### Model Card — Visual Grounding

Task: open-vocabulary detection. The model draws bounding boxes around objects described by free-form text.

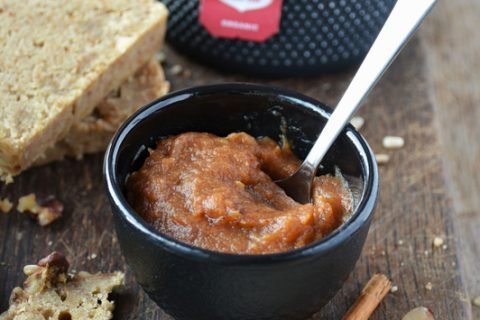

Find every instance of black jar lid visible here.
[160,0,396,77]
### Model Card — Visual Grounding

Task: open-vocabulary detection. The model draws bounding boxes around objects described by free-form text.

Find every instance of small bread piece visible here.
[36,59,169,165]
[0,0,168,180]
[0,252,124,320]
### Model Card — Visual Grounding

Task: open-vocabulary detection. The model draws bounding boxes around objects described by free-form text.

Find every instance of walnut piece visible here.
[17,193,63,226]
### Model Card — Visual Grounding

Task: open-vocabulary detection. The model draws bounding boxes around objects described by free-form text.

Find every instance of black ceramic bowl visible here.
[104,84,379,320]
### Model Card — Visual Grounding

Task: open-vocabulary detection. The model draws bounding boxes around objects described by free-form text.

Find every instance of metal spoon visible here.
[276,0,437,204]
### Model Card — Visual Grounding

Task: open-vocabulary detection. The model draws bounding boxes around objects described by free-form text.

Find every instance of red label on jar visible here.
[199,0,283,42]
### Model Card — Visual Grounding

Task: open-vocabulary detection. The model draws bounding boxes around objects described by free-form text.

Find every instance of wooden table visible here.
[420,1,480,319]
[1,1,478,318]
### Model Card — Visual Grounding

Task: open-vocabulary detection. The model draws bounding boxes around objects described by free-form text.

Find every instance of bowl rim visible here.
[104,83,379,265]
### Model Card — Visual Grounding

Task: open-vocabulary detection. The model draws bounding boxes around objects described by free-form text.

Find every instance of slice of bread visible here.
[35,59,169,165]
[0,252,124,320]
[0,0,168,180]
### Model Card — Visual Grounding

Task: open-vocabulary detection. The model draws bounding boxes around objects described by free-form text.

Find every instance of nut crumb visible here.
[0,197,13,213]
[402,307,435,320]
[425,282,433,290]
[170,64,183,75]
[375,153,390,165]
[383,136,405,149]
[391,285,398,293]
[473,296,480,307]
[17,193,63,226]
[432,236,444,247]
[350,116,365,130]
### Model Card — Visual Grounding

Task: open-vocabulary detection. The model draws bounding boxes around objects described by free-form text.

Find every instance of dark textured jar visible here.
[160,0,396,76]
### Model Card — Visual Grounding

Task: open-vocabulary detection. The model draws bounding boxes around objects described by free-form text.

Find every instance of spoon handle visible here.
[303,0,437,172]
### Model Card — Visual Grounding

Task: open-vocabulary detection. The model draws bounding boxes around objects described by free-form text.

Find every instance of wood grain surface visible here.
[0,24,473,320]
[421,1,480,319]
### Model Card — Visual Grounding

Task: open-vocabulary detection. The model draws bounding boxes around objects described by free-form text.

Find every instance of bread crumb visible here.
[0,197,13,213]
[375,153,390,165]
[391,285,398,293]
[383,136,405,149]
[442,244,448,250]
[397,239,404,246]
[350,116,365,130]
[425,282,433,290]
[473,296,480,307]
[17,193,63,226]
[432,236,444,247]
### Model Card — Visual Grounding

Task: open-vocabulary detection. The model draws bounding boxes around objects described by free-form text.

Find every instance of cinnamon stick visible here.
[342,274,392,320]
